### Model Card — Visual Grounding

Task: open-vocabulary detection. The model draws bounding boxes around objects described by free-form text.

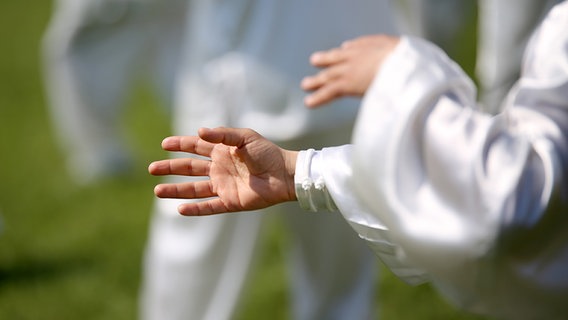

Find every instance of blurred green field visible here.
[0,1,489,319]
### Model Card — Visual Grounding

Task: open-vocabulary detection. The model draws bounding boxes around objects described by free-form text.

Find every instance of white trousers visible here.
[42,0,187,183]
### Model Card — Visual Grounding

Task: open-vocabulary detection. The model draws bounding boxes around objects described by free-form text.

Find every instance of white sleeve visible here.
[295,146,429,285]
[348,3,568,316]
[299,3,568,316]
[295,35,488,287]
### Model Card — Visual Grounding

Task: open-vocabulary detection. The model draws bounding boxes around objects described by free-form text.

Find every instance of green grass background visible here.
[0,1,489,319]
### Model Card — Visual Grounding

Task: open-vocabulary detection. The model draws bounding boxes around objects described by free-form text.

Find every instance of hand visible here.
[301,34,400,108]
[149,127,299,216]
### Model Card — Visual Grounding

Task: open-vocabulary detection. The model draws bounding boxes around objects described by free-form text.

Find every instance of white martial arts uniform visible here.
[140,1,398,320]
[42,0,188,184]
[296,2,568,319]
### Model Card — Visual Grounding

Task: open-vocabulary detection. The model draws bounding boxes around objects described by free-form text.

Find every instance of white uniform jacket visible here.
[296,2,568,319]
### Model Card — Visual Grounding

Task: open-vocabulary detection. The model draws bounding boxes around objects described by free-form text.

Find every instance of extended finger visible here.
[148,158,210,176]
[161,136,215,157]
[301,74,324,91]
[154,180,216,199]
[304,81,347,108]
[301,65,345,92]
[198,127,259,148]
[178,199,231,216]
[309,47,347,67]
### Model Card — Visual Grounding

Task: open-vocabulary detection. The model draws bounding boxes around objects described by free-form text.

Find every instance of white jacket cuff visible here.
[294,149,338,212]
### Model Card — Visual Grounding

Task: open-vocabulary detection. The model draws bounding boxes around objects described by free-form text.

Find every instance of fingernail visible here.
[310,52,323,63]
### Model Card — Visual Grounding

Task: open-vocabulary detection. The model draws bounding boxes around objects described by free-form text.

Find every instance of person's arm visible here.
[334,4,568,315]
[149,128,358,217]
[148,35,404,216]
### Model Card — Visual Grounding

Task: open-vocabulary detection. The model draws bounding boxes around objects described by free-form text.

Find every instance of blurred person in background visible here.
[394,0,561,114]
[475,0,562,113]
[139,1,398,319]
[393,0,476,55]
[42,0,188,184]
[148,1,568,318]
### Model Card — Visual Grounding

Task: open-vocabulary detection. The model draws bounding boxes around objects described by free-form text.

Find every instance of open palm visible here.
[149,127,298,216]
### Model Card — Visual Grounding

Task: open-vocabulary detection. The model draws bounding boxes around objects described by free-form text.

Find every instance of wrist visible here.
[284,150,299,201]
